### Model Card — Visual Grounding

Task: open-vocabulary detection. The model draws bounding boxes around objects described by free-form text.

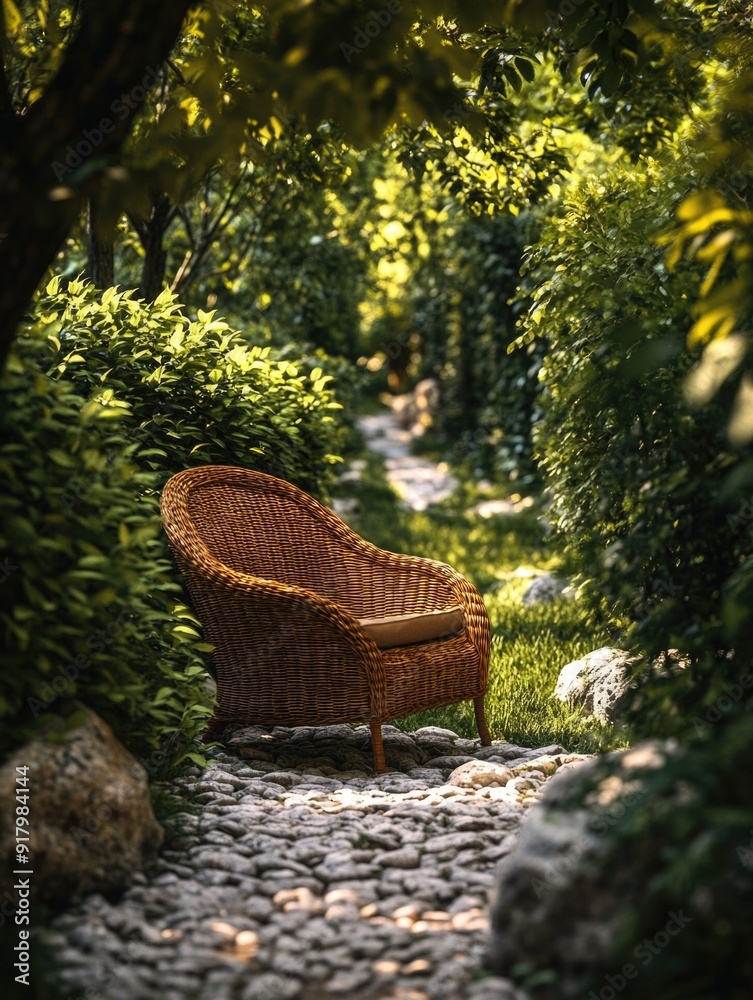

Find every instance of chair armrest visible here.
[313,516,490,649]
[171,535,388,718]
[405,555,491,662]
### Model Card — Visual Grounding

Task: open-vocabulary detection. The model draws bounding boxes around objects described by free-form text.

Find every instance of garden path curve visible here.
[356,412,457,512]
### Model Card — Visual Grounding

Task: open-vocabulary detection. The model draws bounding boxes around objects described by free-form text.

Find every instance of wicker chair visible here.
[160,465,492,770]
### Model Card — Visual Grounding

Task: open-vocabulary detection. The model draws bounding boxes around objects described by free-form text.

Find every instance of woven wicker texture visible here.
[160,465,492,769]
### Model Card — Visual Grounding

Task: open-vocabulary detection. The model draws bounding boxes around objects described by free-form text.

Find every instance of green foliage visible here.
[503,115,753,994]
[201,126,371,359]
[411,209,543,482]
[0,348,213,764]
[520,158,753,729]
[40,276,345,496]
[109,119,373,353]
[0,278,346,764]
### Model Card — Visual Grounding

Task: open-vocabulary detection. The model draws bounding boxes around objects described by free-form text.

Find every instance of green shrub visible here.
[515,155,753,1000]
[41,277,345,497]
[519,158,753,730]
[0,279,347,765]
[0,350,213,765]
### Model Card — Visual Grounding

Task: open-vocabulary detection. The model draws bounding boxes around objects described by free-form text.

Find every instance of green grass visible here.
[337,450,622,754]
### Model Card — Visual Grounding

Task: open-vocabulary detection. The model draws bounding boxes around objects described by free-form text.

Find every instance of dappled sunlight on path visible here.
[42,725,588,1000]
[357,413,457,512]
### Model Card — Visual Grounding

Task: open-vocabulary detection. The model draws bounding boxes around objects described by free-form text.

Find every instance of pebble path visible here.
[43,725,588,1000]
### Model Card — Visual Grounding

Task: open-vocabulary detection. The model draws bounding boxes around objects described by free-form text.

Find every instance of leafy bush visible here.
[0,350,213,766]
[41,277,345,497]
[0,279,347,764]
[515,155,753,1000]
[519,158,753,729]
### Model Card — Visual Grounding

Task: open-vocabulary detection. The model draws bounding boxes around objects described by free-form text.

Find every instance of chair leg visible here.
[474,696,492,746]
[370,721,386,772]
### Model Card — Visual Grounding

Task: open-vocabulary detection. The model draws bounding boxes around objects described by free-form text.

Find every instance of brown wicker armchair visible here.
[160,466,492,770]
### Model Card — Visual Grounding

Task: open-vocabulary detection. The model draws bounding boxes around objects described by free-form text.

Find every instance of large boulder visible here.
[555,648,691,724]
[486,745,667,993]
[554,646,639,723]
[0,703,163,905]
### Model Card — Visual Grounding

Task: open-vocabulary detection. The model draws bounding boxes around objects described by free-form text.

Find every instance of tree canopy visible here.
[3,1,750,362]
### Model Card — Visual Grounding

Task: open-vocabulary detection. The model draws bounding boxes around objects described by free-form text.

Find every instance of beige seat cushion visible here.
[358,607,464,649]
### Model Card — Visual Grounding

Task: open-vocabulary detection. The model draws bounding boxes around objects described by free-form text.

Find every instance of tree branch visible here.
[127,211,149,243]
[171,171,252,294]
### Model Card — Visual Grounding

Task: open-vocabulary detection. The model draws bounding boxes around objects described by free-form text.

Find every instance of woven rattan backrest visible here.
[162,466,429,618]
[162,465,458,618]
[186,476,337,585]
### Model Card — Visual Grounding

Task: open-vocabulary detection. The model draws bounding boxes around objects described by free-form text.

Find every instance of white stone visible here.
[554,646,639,722]
[521,572,571,605]
[448,760,514,788]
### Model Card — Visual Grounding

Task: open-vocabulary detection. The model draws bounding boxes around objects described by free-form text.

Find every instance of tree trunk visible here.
[0,0,194,369]
[86,200,115,289]
[138,194,171,301]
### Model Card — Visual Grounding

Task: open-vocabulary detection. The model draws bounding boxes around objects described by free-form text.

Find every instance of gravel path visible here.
[42,726,588,1000]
